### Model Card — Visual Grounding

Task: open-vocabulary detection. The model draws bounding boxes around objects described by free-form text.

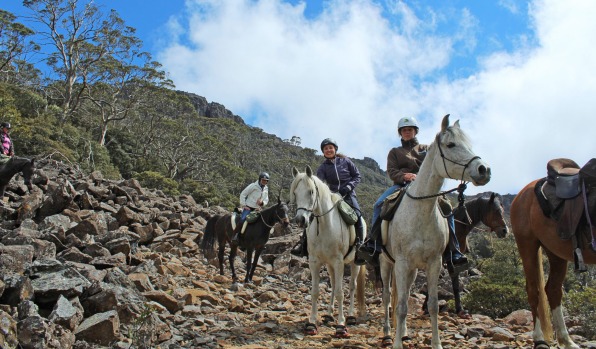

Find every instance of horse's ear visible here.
[292,166,299,178]
[441,114,450,132]
[277,196,282,205]
[489,192,496,203]
[453,120,460,129]
[306,165,313,177]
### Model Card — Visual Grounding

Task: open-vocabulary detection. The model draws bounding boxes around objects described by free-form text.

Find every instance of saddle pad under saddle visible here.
[380,188,406,221]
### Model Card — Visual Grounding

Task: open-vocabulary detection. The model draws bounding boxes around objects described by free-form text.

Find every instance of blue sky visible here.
[5,1,596,196]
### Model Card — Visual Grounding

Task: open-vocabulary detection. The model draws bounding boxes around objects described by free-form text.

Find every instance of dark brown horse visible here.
[0,156,35,197]
[422,192,509,318]
[201,198,290,284]
[511,179,592,349]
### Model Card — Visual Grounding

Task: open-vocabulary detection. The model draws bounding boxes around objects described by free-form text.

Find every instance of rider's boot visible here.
[356,218,381,265]
[354,219,367,265]
[448,215,468,266]
[290,230,308,258]
[231,223,242,243]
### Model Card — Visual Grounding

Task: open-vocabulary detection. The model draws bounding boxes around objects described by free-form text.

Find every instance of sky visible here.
[5,0,596,195]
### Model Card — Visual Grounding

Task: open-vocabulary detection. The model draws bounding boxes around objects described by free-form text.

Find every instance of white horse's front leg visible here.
[330,261,346,326]
[393,262,416,349]
[347,264,358,320]
[308,259,322,326]
[380,258,393,338]
[552,306,580,349]
[426,256,444,349]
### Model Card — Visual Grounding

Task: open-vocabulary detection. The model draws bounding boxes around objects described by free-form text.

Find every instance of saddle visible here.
[534,158,596,271]
[233,211,261,235]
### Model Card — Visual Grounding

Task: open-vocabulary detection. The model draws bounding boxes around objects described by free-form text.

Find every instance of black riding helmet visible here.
[259,172,270,181]
[1,122,11,129]
[320,138,338,151]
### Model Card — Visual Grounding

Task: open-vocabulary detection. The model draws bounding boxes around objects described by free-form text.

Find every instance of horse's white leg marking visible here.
[552,305,580,349]
[533,318,545,343]
[309,258,322,325]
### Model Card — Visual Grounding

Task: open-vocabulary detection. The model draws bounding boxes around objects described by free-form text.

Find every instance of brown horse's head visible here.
[483,192,509,238]
[274,197,290,227]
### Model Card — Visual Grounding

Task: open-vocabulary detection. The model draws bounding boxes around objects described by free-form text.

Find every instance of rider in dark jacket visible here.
[291,138,366,263]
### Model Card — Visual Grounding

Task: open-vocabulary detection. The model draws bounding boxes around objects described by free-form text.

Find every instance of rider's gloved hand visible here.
[339,185,351,197]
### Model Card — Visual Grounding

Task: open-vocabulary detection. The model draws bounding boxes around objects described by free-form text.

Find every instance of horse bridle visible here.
[259,203,289,229]
[406,131,479,202]
[435,132,481,182]
[294,177,336,219]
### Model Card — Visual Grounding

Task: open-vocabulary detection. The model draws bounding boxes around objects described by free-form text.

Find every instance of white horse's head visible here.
[432,114,491,186]
[290,165,324,228]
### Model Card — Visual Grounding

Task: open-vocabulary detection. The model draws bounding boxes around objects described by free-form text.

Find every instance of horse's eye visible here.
[446,142,456,148]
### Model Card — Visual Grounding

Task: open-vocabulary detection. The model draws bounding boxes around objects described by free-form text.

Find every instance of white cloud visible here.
[158,0,596,196]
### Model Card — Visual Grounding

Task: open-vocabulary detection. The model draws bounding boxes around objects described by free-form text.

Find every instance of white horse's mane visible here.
[290,172,342,204]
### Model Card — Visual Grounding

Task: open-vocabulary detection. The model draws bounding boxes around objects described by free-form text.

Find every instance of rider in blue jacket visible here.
[291,138,366,263]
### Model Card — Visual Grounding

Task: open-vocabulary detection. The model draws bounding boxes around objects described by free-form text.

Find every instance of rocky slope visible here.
[1,158,595,349]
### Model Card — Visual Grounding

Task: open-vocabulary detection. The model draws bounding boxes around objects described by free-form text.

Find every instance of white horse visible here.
[290,166,366,338]
[379,115,491,349]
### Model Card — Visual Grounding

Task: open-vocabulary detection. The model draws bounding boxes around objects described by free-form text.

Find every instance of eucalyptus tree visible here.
[23,0,167,127]
[0,9,40,85]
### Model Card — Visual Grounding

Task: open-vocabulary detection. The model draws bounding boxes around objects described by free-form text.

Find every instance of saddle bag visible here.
[555,174,581,199]
[580,158,596,189]
[246,211,260,223]
[338,200,358,225]
[380,188,405,221]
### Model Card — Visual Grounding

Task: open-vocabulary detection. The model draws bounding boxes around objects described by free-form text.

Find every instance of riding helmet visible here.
[320,138,338,151]
[397,117,419,134]
[259,172,270,181]
[1,122,11,129]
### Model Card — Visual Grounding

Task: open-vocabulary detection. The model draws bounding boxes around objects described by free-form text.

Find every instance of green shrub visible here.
[135,171,180,196]
[463,280,528,318]
[462,235,528,318]
[564,287,596,338]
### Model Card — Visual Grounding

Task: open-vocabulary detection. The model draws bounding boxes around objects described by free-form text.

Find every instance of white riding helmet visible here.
[397,117,419,134]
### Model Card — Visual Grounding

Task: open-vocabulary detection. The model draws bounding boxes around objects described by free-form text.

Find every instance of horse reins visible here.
[404,130,484,224]
[259,204,288,229]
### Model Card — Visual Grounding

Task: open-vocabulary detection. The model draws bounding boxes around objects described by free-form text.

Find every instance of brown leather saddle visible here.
[534,158,596,272]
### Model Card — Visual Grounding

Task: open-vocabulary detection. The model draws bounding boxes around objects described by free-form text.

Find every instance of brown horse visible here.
[200,198,290,284]
[511,179,591,349]
[423,192,509,318]
[0,156,35,197]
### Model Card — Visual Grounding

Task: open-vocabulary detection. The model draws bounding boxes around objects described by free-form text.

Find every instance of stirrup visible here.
[574,248,588,273]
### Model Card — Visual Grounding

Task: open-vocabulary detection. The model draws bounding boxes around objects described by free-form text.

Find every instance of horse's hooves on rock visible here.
[534,340,550,349]
[346,316,357,325]
[322,314,335,325]
[380,335,393,348]
[303,322,318,336]
[457,310,472,319]
[401,335,412,341]
[333,325,349,338]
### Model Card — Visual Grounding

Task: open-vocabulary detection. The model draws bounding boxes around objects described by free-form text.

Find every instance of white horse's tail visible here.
[357,265,366,318]
[391,275,397,329]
